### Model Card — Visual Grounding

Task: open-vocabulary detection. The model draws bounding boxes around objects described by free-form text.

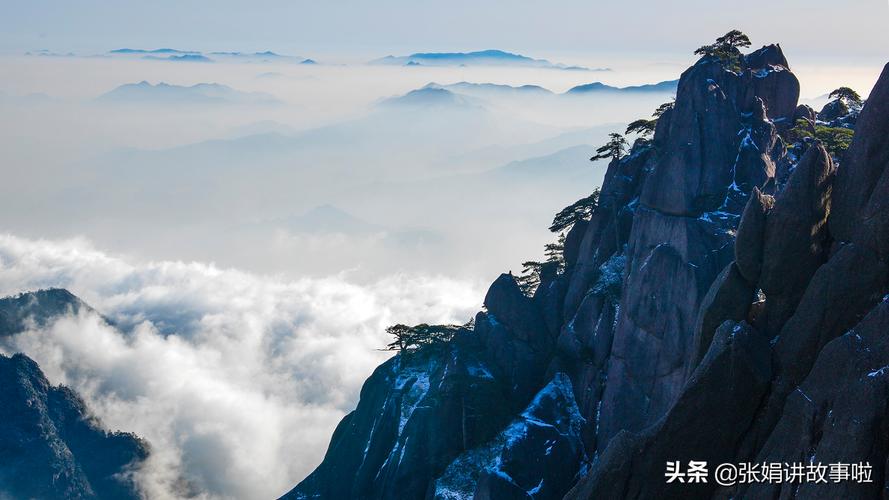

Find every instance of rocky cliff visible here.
[286,44,888,500]
[0,291,149,499]
[0,352,148,499]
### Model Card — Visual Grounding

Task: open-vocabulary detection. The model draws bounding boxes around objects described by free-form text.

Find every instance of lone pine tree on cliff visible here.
[384,323,459,354]
[625,119,656,139]
[652,100,674,118]
[590,133,628,162]
[549,189,600,233]
[694,29,751,71]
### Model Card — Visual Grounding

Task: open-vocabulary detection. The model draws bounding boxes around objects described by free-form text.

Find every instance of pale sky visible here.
[2,0,888,63]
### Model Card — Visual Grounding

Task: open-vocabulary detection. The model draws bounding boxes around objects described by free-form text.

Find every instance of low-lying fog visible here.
[0,50,883,498]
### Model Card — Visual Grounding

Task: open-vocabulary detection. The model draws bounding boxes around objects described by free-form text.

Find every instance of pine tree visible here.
[516,261,544,295]
[590,133,628,162]
[829,87,863,108]
[544,233,566,265]
[384,323,460,353]
[550,189,600,233]
[625,119,657,139]
[715,29,751,49]
[694,29,751,71]
[652,100,675,118]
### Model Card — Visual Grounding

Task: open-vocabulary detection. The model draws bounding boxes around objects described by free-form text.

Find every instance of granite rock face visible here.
[443,373,586,500]
[830,63,889,243]
[734,186,774,282]
[758,143,835,336]
[564,320,771,500]
[287,48,889,500]
[742,300,889,500]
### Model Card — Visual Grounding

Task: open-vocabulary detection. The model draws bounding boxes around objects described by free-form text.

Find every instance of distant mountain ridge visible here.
[108,48,313,64]
[424,81,553,96]
[144,53,213,63]
[370,49,608,71]
[109,48,199,54]
[96,81,282,105]
[389,79,679,104]
[565,79,679,94]
[378,87,484,109]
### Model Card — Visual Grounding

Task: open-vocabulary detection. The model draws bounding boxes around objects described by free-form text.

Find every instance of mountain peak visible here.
[370,49,604,71]
[0,288,89,337]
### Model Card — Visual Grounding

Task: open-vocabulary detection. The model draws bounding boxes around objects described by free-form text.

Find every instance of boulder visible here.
[734,187,774,282]
[817,98,849,123]
[744,44,789,71]
[743,45,799,122]
[758,143,834,334]
[793,103,817,123]
[687,262,756,373]
[483,273,547,345]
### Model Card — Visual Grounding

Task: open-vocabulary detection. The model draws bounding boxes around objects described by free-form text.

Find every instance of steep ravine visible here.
[285,45,889,500]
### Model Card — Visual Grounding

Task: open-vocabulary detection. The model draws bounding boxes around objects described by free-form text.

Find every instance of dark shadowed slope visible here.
[0,289,149,499]
[0,351,148,499]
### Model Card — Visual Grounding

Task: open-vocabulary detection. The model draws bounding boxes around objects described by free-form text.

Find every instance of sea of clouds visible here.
[0,233,485,498]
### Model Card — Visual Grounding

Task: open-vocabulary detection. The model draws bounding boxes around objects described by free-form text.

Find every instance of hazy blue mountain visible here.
[565,79,679,95]
[109,47,198,54]
[96,81,281,105]
[424,81,553,98]
[25,49,76,58]
[209,50,286,58]
[395,79,677,104]
[109,48,312,64]
[146,54,214,63]
[378,87,483,109]
[370,49,608,71]
[208,51,309,63]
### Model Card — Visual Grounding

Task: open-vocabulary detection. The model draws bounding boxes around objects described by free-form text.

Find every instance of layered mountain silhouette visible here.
[371,50,606,71]
[284,43,889,500]
[96,81,282,106]
[564,79,679,95]
[413,80,678,100]
[108,48,311,64]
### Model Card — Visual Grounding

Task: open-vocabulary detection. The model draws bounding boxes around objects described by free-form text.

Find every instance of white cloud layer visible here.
[0,233,485,499]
